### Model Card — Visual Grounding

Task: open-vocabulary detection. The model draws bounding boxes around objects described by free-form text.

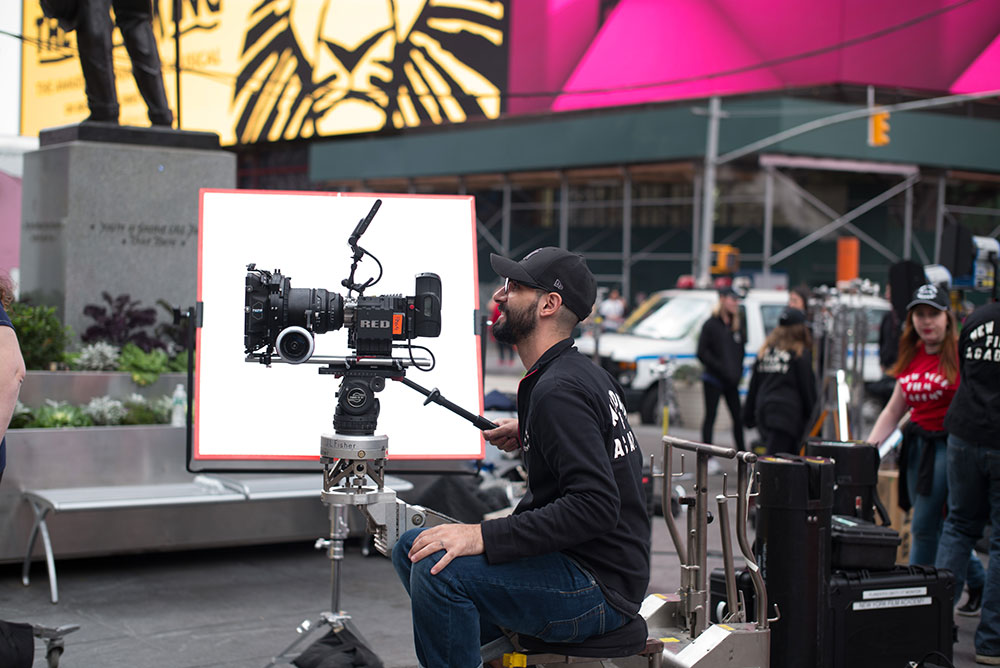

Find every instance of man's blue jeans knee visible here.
[935,434,1000,657]
[392,527,626,668]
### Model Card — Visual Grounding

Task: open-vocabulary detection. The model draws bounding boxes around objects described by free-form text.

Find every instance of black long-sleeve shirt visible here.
[481,339,651,616]
[697,315,744,388]
[743,347,817,438]
[944,301,1000,448]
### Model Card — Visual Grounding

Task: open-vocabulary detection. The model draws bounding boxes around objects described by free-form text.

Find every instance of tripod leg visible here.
[263,617,324,668]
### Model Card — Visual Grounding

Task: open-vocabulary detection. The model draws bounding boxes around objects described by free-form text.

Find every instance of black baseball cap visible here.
[907,284,949,312]
[490,247,597,320]
[779,307,807,326]
[718,286,739,299]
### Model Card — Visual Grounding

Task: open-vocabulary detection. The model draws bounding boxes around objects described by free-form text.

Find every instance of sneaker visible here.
[959,587,983,617]
[975,655,1000,665]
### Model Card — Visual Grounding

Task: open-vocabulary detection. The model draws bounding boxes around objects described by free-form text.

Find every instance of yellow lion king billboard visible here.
[21,0,507,144]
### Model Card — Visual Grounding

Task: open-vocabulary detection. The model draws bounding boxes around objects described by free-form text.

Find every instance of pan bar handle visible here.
[663,435,737,459]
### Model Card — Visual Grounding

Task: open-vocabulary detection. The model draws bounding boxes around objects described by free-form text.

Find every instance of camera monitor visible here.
[192,189,484,471]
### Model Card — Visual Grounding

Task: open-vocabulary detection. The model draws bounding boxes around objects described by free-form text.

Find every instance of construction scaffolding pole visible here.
[622,168,633,300]
[763,167,774,277]
[934,175,946,264]
[903,183,914,260]
[560,173,570,249]
[698,96,721,287]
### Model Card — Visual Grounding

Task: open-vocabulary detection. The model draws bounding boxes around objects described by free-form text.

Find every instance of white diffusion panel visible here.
[193,190,484,469]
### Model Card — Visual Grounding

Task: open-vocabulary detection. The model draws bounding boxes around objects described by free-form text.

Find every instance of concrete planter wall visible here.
[0,425,329,564]
[19,371,188,407]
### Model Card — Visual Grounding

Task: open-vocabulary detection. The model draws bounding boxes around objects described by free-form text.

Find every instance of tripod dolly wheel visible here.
[46,645,63,668]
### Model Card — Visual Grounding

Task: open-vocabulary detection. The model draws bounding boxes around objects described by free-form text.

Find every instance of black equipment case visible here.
[756,455,834,668]
[826,565,954,668]
[830,515,900,570]
[708,567,757,623]
[805,440,890,525]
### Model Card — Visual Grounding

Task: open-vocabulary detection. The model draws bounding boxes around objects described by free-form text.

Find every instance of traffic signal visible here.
[710,243,739,275]
[868,110,890,147]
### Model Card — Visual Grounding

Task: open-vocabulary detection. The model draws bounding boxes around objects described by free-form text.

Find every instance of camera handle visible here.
[395,376,499,431]
[318,360,499,432]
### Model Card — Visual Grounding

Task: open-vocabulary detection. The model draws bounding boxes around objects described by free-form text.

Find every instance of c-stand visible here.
[265,355,496,667]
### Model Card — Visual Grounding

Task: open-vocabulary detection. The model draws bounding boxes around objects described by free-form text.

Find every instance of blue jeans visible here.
[392,527,625,668]
[935,434,1000,657]
[906,434,985,590]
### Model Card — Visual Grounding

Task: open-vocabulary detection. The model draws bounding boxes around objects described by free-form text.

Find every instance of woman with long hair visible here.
[867,285,986,590]
[697,287,746,452]
[743,308,817,455]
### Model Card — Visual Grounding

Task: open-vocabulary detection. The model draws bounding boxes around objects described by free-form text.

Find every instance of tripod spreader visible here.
[395,376,499,431]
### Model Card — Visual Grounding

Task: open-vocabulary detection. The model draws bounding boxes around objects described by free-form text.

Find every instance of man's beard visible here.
[492,296,539,346]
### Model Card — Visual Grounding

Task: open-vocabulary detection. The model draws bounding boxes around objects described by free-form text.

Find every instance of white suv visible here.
[576,289,890,424]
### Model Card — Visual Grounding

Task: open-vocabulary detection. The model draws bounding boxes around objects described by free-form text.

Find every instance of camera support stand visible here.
[264,360,493,667]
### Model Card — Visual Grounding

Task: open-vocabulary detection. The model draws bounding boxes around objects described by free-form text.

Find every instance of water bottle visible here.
[171,383,187,427]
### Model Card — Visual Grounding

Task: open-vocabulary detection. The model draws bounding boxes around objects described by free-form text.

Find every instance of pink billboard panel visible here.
[508,0,1000,114]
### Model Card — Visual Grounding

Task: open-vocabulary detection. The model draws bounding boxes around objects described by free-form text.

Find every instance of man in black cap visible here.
[391,247,651,667]
[697,286,746,452]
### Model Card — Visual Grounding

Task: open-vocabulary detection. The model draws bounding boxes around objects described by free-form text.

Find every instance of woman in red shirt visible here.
[867,285,985,588]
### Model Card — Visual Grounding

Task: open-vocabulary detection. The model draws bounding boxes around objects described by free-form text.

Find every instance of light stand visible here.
[264,357,494,667]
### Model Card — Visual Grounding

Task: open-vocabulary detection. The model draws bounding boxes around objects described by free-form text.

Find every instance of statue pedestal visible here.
[19,123,235,340]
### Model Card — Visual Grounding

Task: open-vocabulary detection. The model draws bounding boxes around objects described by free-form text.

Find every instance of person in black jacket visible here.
[697,287,746,451]
[935,300,1000,663]
[391,247,650,668]
[743,308,817,455]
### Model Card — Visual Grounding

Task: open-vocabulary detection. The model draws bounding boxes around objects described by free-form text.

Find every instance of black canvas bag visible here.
[0,620,34,668]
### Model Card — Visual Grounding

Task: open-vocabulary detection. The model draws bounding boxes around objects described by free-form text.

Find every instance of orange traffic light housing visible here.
[868,110,890,147]
[710,243,739,275]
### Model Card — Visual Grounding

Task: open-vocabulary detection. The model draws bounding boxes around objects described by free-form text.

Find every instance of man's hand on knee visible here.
[408,523,484,574]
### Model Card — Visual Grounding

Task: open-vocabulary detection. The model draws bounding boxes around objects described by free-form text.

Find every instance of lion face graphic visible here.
[234,0,506,143]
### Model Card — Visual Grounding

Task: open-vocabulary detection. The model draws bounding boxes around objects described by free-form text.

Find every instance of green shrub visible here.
[166,349,189,373]
[9,401,33,429]
[151,394,173,423]
[29,400,93,428]
[8,395,174,429]
[121,393,167,425]
[7,303,73,370]
[119,343,171,386]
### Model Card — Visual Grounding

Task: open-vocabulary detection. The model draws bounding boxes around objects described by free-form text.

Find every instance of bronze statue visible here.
[44,0,174,126]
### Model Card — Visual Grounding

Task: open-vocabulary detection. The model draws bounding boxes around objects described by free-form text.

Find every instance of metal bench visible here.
[21,474,330,603]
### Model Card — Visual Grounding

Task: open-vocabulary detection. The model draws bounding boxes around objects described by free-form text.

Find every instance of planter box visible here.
[0,425,330,564]
[19,371,188,407]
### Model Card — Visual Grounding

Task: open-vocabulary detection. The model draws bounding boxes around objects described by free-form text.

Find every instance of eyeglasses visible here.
[503,277,548,295]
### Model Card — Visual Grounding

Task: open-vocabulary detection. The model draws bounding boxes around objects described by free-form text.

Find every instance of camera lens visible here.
[276,326,315,364]
[286,288,343,333]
